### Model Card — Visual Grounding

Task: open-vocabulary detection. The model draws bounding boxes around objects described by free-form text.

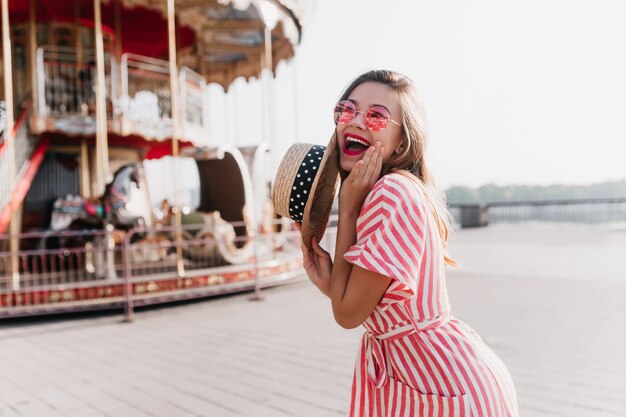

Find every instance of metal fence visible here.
[449,198,626,226]
[0,220,306,320]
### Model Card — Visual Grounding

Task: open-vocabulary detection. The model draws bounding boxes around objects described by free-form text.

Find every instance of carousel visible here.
[0,0,307,319]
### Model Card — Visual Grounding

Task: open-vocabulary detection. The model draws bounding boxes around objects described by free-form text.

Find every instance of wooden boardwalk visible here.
[1,223,625,417]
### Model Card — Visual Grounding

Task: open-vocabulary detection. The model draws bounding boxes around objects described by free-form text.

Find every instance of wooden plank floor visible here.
[1,223,625,417]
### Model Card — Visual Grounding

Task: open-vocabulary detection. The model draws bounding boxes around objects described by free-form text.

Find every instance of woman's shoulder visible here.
[371,171,427,205]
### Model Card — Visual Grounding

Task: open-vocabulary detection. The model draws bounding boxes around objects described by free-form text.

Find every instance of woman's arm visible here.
[331,144,391,328]
[303,143,391,329]
[329,209,391,329]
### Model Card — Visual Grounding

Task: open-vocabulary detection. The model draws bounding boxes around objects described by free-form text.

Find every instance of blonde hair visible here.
[338,70,458,267]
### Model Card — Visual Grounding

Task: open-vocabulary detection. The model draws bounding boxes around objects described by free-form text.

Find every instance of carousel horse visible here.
[42,163,145,279]
[48,164,144,231]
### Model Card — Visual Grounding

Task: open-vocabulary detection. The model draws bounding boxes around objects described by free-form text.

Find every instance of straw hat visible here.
[272,135,340,249]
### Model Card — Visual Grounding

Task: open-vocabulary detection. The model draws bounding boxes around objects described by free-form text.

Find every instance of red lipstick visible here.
[343,133,371,156]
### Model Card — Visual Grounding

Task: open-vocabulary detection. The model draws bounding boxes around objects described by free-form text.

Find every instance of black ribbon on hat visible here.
[289,145,325,222]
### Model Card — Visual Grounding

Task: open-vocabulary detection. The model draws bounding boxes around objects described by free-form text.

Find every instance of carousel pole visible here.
[258,47,266,143]
[2,0,20,291]
[261,23,276,189]
[93,1,103,196]
[75,0,91,198]
[93,0,110,195]
[260,16,277,172]
[74,0,82,66]
[113,0,122,109]
[291,57,299,142]
[249,17,275,302]
[166,0,185,277]
[28,0,37,110]
[196,37,209,143]
[263,26,274,138]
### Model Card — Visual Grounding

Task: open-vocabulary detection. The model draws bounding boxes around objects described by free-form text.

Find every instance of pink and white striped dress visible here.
[344,173,518,417]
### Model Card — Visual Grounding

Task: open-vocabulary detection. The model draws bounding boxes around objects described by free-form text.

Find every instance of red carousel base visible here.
[0,257,304,318]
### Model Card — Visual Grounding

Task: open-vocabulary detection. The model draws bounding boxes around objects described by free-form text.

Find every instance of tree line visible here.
[445,178,626,204]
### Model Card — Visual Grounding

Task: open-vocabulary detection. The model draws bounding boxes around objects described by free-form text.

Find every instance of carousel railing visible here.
[0,229,120,292]
[120,53,172,139]
[119,53,207,141]
[179,66,207,141]
[36,46,116,120]
[33,46,207,142]
[121,220,301,279]
[0,219,309,318]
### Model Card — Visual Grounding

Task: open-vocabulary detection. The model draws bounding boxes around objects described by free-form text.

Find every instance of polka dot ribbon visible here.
[289,145,325,222]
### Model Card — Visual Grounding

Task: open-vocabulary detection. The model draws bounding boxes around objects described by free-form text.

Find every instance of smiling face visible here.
[336,81,404,172]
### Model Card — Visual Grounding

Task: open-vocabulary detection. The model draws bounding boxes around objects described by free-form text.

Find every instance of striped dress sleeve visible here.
[344,173,428,302]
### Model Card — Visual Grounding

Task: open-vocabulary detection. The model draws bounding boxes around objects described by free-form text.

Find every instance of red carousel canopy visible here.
[4,0,306,88]
[6,0,195,59]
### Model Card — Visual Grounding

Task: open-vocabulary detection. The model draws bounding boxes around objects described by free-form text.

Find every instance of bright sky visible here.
[203,0,626,190]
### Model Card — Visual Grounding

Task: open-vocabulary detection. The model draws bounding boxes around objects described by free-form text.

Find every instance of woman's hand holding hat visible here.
[294,222,333,297]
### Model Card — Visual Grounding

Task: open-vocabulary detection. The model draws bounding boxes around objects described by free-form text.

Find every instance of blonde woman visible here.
[300,70,519,417]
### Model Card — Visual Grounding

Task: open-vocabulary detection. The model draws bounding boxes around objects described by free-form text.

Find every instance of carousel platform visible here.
[0,224,303,318]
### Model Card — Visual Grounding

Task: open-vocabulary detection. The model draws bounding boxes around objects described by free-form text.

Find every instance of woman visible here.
[300,70,519,417]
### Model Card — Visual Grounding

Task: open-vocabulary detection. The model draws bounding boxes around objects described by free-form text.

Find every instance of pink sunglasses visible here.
[333,100,401,132]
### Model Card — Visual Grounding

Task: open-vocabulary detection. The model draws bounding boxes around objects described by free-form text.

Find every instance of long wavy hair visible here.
[337,70,458,266]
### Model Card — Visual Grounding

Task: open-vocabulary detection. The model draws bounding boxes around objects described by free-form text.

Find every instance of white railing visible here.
[36,46,116,119]
[120,53,173,140]
[34,46,207,142]
[180,66,207,142]
[120,53,171,118]
[119,53,207,141]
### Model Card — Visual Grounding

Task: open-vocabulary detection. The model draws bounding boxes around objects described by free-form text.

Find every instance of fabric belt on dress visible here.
[364,311,451,388]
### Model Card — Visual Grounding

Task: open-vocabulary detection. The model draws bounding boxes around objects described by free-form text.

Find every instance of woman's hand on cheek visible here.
[338,142,384,216]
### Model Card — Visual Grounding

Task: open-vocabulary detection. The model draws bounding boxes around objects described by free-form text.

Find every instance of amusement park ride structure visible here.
[0,0,309,318]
